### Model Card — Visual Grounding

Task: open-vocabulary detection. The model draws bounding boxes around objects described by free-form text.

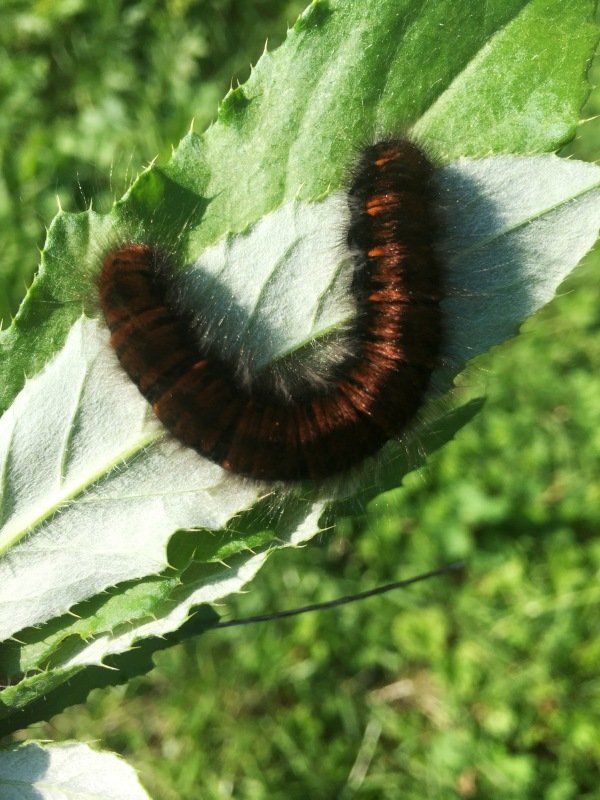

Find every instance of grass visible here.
[3,2,600,798]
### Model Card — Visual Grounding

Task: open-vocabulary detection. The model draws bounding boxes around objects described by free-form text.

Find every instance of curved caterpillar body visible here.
[99,139,443,482]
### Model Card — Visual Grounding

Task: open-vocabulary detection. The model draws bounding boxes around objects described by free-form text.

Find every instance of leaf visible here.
[412,0,598,155]
[1,152,598,643]
[435,154,600,380]
[0,0,598,729]
[0,606,219,739]
[0,488,331,734]
[0,0,596,409]
[0,316,263,640]
[0,742,151,800]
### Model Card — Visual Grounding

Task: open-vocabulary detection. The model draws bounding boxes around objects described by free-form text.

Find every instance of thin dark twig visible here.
[214,561,465,629]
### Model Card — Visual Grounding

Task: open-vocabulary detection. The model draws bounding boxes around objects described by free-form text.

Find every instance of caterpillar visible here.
[98,139,443,482]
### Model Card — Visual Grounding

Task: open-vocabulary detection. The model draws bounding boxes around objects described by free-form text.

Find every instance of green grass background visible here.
[2,2,600,798]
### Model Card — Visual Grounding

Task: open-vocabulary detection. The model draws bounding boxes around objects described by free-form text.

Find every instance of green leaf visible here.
[1,153,597,644]
[413,0,598,155]
[0,0,598,730]
[1,0,597,408]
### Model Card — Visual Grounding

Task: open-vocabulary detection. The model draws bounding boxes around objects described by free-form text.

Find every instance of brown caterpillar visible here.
[98,139,443,481]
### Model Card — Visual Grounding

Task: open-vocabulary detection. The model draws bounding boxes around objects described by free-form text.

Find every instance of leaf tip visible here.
[293,0,333,34]
[219,85,251,125]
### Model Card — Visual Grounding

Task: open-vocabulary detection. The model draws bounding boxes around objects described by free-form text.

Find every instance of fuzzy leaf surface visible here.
[0,742,151,800]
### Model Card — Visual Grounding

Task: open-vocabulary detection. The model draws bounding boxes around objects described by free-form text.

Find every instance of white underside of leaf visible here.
[175,194,354,367]
[0,320,263,641]
[63,498,325,668]
[0,154,598,645]
[435,154,600,377]
[0,742,151,800]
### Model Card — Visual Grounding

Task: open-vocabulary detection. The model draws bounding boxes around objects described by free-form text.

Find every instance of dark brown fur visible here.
[98,140,443,482]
